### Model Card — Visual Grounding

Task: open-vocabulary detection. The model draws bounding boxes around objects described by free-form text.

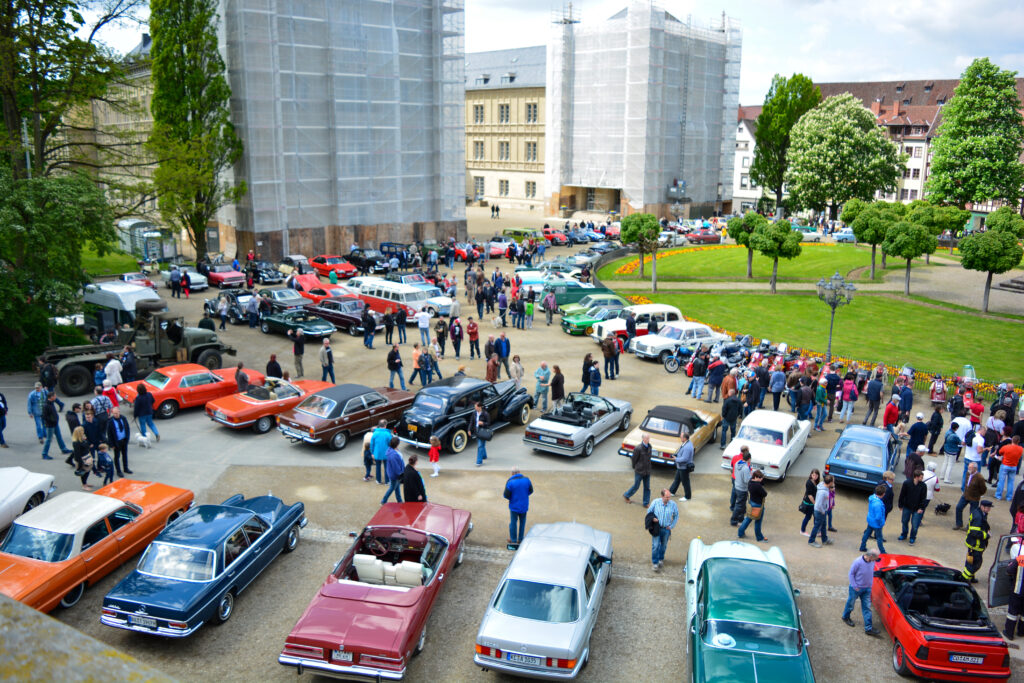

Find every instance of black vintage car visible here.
[203,289,258,325]
[396,377,533,454]
[250,260,285,285]
[346,248,388,274]
[305,296,383,337]
[258,287,309,312]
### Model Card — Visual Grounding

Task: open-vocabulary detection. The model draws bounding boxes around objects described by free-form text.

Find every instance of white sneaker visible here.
[679,497,689,502]
[430,473,439,477]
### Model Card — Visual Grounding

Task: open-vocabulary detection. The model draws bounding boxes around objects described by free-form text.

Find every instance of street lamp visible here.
[816,271,855,364]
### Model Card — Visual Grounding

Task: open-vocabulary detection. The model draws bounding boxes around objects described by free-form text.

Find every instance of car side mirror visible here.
[793,588,801,596]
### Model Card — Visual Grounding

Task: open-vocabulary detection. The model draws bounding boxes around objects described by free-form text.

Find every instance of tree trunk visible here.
[881,251,887,269]
[775,188,784,219]
[904,259,911,296]
[638,249,644,278]
[982,271,992,312]
[651,247,658,293]
[770,257,779,294]
[746,247,753,279]
[870,244,876,280]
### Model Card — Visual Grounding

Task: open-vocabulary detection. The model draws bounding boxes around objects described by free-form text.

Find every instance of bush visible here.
[0,315,90,371]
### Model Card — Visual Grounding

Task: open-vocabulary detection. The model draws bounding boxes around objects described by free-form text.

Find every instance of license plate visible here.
[408,425,417,433]
[506,652,542,666]
[847,469,868,479]
[539,436,556,443]
[130,615,157,628]
[332,650,353,662]
[214,411,225,420]
[949,653,984,665]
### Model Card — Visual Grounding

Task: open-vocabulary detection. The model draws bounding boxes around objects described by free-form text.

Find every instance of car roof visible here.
[625,304,676,314]
[16,491,124,534]
[150,363,209,377]
[156,504,253,548]
[740,410,794,428]
[507,535,590,585]
[312,384,375,403]
[420,375,488,396]
[647,405,697,423]
[703,557,799,627]
[837,425,890,444]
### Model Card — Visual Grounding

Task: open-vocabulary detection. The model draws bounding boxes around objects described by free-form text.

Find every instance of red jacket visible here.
[883,401,899,427]
[467,321,479,341]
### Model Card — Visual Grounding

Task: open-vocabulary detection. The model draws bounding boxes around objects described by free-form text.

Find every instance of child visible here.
[428,436,441,477]
[525,300,534,329]
[94,443,114,484]
[362,431,374,482]
[94,362,105,387]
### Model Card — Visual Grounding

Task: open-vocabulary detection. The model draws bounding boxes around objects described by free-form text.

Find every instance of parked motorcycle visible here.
[663,344,696,374]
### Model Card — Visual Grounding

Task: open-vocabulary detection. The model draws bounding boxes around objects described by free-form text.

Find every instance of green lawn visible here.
[598,244,942,283]
[633,291,1023,383]
[82,247,138,278]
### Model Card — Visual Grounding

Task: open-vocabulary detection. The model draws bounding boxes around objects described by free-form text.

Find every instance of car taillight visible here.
[309,426,315,437]
[283,642,324,658]
[101,608,117,618]
[623,444,634,451]
[556,438,574,446]
[824,464,831,474]
[167,621,188,630]
[525,431,539,439]
[915,645,929,660]
[359,654,403,668]
[276,416,281,424]
[547,657,577,669]
[1003,654,1010,668]
[475,644,503,658]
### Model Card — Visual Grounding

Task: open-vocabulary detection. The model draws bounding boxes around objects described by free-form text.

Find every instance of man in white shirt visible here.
[414,309,432,346]
[962,425,988,489]
[921,462,940,518]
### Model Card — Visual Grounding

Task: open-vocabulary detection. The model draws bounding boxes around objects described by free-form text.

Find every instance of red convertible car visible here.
[291,273,357,304]
[119,272,157,290]
[873,553,1010,681]
[117,364,266,419]
[310,254,358,279]
[279,502,472,680]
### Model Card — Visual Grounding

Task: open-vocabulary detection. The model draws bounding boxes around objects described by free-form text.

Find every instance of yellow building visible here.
[465,46,546,212]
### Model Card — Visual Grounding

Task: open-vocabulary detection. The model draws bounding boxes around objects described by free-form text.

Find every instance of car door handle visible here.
[117,535,126,541]
[83,556,92,563]
[438,573,444,582]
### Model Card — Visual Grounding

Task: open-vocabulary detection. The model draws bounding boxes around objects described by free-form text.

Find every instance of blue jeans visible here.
[42,425,70,456]
[533,388,548,412]
[32,414,45,440]
[590,384,599,396]
[788,388,799,412]
[389,368,406,390]
[322,365,335,383]
[137,414,159,438]
[509,511,527,544]
[604,358,615,379]
[808,511,829,543]
[900,508,923,542]
[623,473,650,506]
[419,328,430,346]
[0,413,5,444]
[365,331,375,348]
[651,527,671,565]
[842,586,873,632]
[758,389,767,408]
[397,325,406,343]
[476,438,488,465]
[374,459,384,483]
[814,404,827,430]
[381,476,403,504]
[737,504,765,541]
[248,311,258,327]
[997,464,1017,499]
[691,376,705,399]
[860,526,886,554]
[720,419,736,447]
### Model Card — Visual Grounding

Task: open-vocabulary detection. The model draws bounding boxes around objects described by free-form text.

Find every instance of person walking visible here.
[472,401,490,466]
[467,317,480,359]
[27,382,46,443]
[906,412,929,454]
[814,378,828,431]
[434,317,448,357]
[720,389,741,449]
[769,365,786,411]
[383,308,395,346]
[898,469,928,545]
[319,338,335,383]
[428,436,441,477]
[690,352,707,401]
[70,427,93,490]
[133,384,159,442]
[402,454,427,502]
[954,462,986,530]
[647,489,679,572]
[668,432,694,501]
[808,474,835,548]
[217,297,228,330]
[533,362,551,412]
[504,467,533,548]
[361,432,374,482]
[623,434,652,506]
[962,500,993,583]
[381,438,405,504]
[543,291,556,326]
[926,404,945,454]
[799,469,821,535]
[842,550,882,636]
[105,405,131,477]
[495,333,511,379]
[601,334,617,380]
[387,345,407,391]
[287,329,305,378]
[883,394,901,439]
[485,353,499,383]
[730,447,753,525]
[550,365,565,409]
[414,308,432,346]
[581,353,593,393]
[40,391,72,460]
[940,423,964,485]
[395,307,408,344]
[839,374,859,423]
[370,421,391,484]
[449,317,463,359]
[737,469,768,542]
[624,312,637,352]
[706,355,726,403]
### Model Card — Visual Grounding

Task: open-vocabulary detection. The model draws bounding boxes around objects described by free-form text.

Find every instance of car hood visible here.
[104,571,209,614]
[476,611,583,659]
[563,315,599,325]
[0,554,65,601]
[697,647,813,683]
[0,467,52,503]
[296,320,335,332]
[207,393,276,416]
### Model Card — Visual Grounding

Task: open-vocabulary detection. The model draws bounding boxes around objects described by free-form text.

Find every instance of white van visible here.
[82,282,162,337]
[631,321,730,361]
[589,303,682,343]
[351,279,440,318]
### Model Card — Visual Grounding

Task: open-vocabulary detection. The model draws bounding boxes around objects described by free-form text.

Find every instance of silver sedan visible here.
[474,522,612,679]
[523,393,632,457]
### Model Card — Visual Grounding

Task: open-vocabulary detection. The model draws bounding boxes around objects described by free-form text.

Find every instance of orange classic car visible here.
[0,479,194,613]
[116,363,266,419]
[205,377,334,433]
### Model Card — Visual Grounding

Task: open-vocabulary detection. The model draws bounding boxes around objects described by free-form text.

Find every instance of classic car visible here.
[534,260,581,279]
[566,250,601,267]
[279,502,472,680]
[684,539,815,682]
[205,377,334,433]
[582,229,606,242]
[0,467,56,531]
[558,293,627,318]
[161,266,209,291]
[824,425,902,490]
[561,306,628,336]
[258,286,310,311]
[279,254,312,275]
[295,283,357,306]
[619,405,720,466]
[259,309,336,338]
[119,272,158,290]
[833,228,857,243]
[630,322,730,362]
[590,241,618,254]
[100,493,306,637]
[310,254,358,279]
[542,227,569,246]
[538,281,601,312]
[203,289,258,325]
[659,231,687,247]
[605,222,620,239]
[474,523,612,678]
[565,229,589,245]
[875,553,1010,681]
[278,383,415,451]
[116,364,266,419]
[488,235,516,252]
[396,377,534,454]
[306,296,382,337]
[383,272,435,287]
[524,393,632,457]
[0,479,194,613]
[686,229,722,245]
[589,303,683,343]
[794,226,822,242]
[454,242,481,261]
[720,409,811,481]
[347,248,389,273]
[419,286,454,317]
[207,264,246,289]
[249,260,285,285]
[512,270,565,290]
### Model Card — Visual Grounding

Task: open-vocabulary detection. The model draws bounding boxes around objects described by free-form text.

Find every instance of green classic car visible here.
[561,306,627,336]
[684,539,815,682]
[259,309,336,339]
[560,293,629,319]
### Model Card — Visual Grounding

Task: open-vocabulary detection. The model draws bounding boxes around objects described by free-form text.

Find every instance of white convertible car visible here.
[0,467,56,530]
[720,409,811,481]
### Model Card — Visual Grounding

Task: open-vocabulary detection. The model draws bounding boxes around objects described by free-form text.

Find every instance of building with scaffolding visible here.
[546,1,740,219]
[222,0,466,259]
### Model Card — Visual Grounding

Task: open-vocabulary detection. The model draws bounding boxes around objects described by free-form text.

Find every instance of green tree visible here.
[851,203,897,279]
[839,198,868,228]
[749,219,802,294]
[620,213,661,288]
[749,73,821,217]
[927,58,1024,209]
[959,232,1023,313]
[881,221,937,295]
[726,211,769,279]
[785,93,904,220]
[985,206,1024,239]
[906,202,971,261]
[149,0,245,263]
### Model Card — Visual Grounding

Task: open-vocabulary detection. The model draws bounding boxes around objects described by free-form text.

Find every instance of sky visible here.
[96,0,1024,105]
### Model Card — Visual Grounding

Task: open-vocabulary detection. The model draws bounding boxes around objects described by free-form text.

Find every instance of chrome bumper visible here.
[474,653,584,680]
[278,425,322,444]
[522,437,581,456]
[100,613,204,638]
[209,414,256,428]
[397,436,431,449]
[278,654,405,680]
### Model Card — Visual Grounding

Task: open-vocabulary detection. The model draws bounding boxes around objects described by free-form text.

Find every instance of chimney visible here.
[870,99,881,116]
[891,98,900,117]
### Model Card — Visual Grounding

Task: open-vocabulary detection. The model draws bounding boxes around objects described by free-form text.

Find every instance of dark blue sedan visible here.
[100,494,306,637]
[824,425,902,490]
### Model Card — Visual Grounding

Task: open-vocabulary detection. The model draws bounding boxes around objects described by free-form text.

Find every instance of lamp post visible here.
[816,271,855,364]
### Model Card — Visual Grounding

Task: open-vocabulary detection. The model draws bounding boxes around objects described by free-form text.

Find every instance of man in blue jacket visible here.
[370,420,392,484]
[381,437,405,504]
[858,484,887,554]
[862,374,884,426]
[504,467,534,548]
[494,332,511,379]
[27,382,47,443]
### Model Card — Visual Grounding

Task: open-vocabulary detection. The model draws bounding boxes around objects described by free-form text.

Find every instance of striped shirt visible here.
[647,498,678,530]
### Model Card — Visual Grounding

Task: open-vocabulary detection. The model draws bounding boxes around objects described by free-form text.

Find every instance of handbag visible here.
[747,504,763,520]
[798,500,813,514]
[476,426,493,442]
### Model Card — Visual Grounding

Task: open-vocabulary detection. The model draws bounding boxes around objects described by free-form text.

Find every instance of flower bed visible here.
[612,243,828,276]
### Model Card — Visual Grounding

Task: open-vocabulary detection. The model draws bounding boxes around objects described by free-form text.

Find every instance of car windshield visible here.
[138,542,216,582]
[405,274,426,284]
[340,300,362,312]
[0,524,75,563]
[412,393,446,412]
[325,257,345,265]
[145,371,171,390]
[833,439,884,467]
[279,291,302,300]
[493,579,579,623]
[405,290,428,302]
[425,287,443,298]
[255,261,275,269]
[584,307,606,318]
[642,416,683,436]
[737,425,784,445]
[703,620,801,656]
[363,250,383,259]
[212,265,234,273]
[235,294,253,305]
[660,327,683,341]
[297,394,337,418]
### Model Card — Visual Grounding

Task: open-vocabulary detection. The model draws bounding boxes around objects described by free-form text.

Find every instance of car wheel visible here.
[214,591,235,624]
[253,416,274,434]
[329,431,349,451]
[347,325,360,337]
[516,403,531,425]
[892,640,911,677]
[22,492,44,514]
[415,627,427,655]
[582,437,595,458]
[59,364,93,396]
[59,582,86,609]
[448,428,468,454]
[228,314,239,325]
[157,400,179,419]
[658,350,671,364]
[779,463,789,482]
[283,524,300,553]
[196,348,222,370]
[619,413,631,431]
[260,321,270,334]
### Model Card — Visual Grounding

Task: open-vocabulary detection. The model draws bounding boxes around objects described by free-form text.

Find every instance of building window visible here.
[473,176,485,198]
[910,189,918,200]
[525,103,538,123]
[900,188,909,200]
[498,141,510,160]
[914,146,923,158]
[498,103,510,123]
[498,179,509,196]
[936,97,945,105]
[524,141,537,162]
[924,85,932,93]
[473,140,484,160]
[477,74,490,85]
[525,181,536,198]
[912,168,920,179]
[896,85,903,93]
[902,168,910,179]
[472,105,484,123]
[742,156,750,168]
[501,73,516,84]
[740,174,749,189]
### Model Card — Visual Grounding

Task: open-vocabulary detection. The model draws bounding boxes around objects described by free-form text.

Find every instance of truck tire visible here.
[195,349,223,370]
[59,365,93,396]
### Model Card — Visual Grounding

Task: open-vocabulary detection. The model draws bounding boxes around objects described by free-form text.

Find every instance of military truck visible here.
[42,299,236,396]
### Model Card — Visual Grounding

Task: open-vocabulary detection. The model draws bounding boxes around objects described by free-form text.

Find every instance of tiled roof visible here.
[737,104,762,121]
[466,46,546,91]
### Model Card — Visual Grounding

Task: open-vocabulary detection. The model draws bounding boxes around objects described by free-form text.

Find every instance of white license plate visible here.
[130,615,157,628]
[846,469,868,479]
[539,436,557,443]
[282,427,303,438]
[214,411,225,420]
[506,652,542,666]
[332,650,353,662]
[949,654,984,665]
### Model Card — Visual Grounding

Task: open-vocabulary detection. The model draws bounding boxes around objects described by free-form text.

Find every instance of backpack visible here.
[644,510,661,537]
[949,394,965,418]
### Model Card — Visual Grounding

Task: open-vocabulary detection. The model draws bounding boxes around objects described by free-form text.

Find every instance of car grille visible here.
[635,344,647,353]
